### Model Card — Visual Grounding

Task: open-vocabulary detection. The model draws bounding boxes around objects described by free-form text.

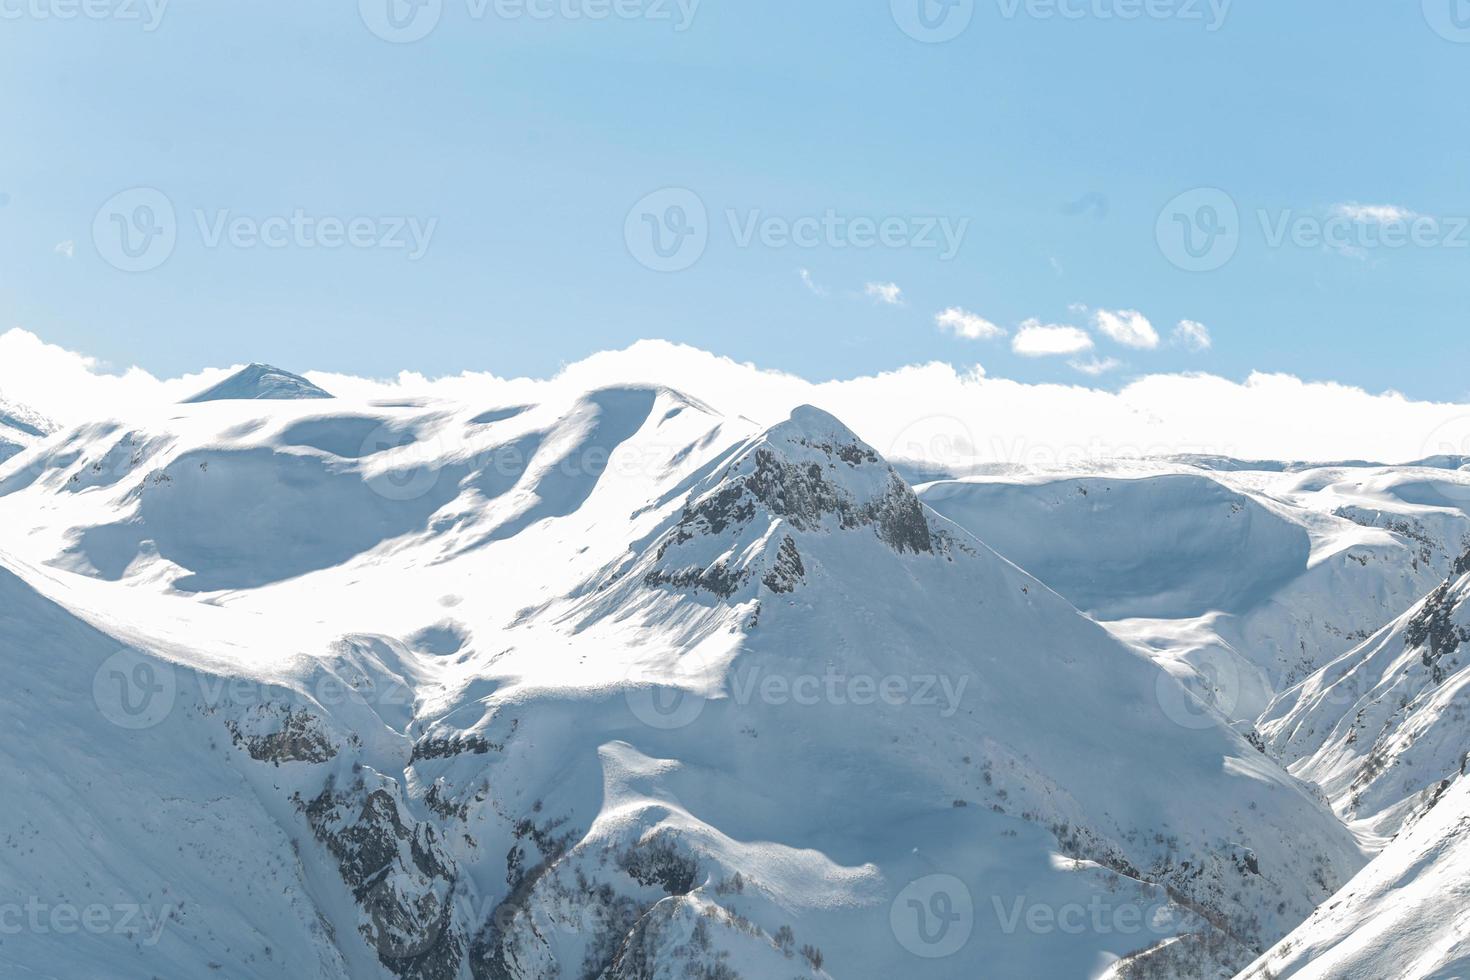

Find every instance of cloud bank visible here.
[2,328,1468,469]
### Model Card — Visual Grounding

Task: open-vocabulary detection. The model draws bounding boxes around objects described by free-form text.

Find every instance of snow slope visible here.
[919,466,1470,722]
[1258,549,1470,836]
[1235,774,1470,980]
[1210,551,1470,980]
[0,392,1365,979]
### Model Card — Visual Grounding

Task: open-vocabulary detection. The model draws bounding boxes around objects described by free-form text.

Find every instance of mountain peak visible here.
[769,403,852,439]
[183,363,333,403]
[631,405,934,601]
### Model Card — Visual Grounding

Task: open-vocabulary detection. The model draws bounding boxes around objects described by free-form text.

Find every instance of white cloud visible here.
[0,329,230,425]
[54,241,75,259]
[1069,356,1123,377]
[1173,320,1212,352]
[865,282,904,306]
[1092,309,1159,350]
[1011,320,1094,357]
[1333,203,1420,224]
[798,268,826,296]
[4,329,1470,470]
[935,307,1005,341]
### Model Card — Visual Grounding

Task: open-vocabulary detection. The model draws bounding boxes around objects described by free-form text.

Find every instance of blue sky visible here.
[2,0,1468,398]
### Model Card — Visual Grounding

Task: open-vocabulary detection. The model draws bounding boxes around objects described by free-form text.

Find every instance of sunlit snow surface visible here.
[1,379,1468,979]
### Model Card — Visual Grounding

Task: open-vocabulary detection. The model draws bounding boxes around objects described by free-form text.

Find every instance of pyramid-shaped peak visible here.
[639,403,934,584]
[760,404,883,464]
[183,363,333,403]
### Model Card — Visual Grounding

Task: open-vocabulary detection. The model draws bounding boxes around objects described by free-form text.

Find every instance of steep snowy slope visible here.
[1234,774,1470,980]
[0,397,1363,979]
[183,363,333,402]
[0,556,361,979]
[1257,549,1470,837]
[920,467,1470,721]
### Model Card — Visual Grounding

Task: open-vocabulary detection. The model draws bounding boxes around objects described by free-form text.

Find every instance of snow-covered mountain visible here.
[919,466,1470,723]
[918,467,1470,980]
[1235,774,1470,980]
[1237,554,1470,980]
[0,386,1373,980]
[1258,548,1470,836]
[0,394,56,464]
[183,362,334,402]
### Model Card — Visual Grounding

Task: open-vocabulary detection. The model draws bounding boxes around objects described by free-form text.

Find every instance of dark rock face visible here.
[618,833,698,897]
[412,734,492,762]
[602,899,684,980]
[303,779,465,980]
[644,561,750,599]
[641,409,935,601]
[761,536,805,594]
[469,813,582,980]
[226,704,338,765]
[1404,582,1470,685]
[741,447,933,555]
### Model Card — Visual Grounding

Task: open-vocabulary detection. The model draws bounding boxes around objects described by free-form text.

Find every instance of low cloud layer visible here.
[2,329,1468,468]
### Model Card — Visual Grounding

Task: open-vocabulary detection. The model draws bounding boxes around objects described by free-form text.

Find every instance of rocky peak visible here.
[708,404,931,552]
[639,406,934,601]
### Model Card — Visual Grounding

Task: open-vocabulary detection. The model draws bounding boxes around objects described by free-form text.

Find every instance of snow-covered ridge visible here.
[1236,773,1470,980]
[0,394,56,464]
[920,465,1470,724]
[1259,547,1470,836]
[3,382,1463,980]
[0,393,1370,979]
[624,405,936,604]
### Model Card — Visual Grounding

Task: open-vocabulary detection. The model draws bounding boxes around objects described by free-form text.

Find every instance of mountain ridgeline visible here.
[0,375,1467,979]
